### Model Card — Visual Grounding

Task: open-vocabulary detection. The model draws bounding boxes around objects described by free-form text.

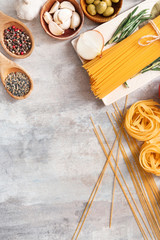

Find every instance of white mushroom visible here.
[58,9,72,24]
[70,12,80,30]
[49,1,60,14]
[48,21,64,35]
[59,18,71,30]
[60,1,75,11]
[53,10,61,25]
[43,11,52,24]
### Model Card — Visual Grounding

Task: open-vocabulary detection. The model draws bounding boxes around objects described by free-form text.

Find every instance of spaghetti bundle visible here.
[83,16,160,99]
[124,100,160,141]
[139,141,160,176]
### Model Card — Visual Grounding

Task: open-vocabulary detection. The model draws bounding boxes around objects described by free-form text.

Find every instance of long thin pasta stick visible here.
[117,124,160,231]
[114,102,160,218]
[108,112,160,239]
[111,112,160,234]
[98,126,153,240]
[109,96,128,228]
[93,123,148,240]
[115,102,160,208]
[72,119,121,240]
[109,133,121,228]
[110,112,160,239]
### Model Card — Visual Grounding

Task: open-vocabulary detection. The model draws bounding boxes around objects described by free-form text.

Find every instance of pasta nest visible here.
[124,100,160,141]
[139,140,160,176]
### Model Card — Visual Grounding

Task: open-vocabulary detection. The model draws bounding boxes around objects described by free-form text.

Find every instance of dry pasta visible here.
[124,100,160,141]
[83,16,160,99]
[139,141,160,176]
[124,99,160,176]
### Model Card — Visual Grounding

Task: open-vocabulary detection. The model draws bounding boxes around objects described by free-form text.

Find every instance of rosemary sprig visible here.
[106,7,151,45]
[141,57,160,73]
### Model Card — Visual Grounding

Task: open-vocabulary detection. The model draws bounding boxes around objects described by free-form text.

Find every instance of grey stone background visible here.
[0,0,159,239]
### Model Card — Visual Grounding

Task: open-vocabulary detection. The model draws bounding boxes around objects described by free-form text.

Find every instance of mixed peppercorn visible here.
[4,25,32,55]
[5,72,31,97]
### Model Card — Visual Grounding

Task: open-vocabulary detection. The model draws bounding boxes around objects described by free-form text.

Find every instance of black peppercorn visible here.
[5,72,31,97]
[4,26,32,55]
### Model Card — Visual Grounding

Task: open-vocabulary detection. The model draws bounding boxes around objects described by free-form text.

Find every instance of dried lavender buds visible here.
[5,72,31,97]
[4,26,32,55]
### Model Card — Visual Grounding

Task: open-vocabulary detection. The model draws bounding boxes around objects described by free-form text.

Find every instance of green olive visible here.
[86,0,94,4]
[111,0,119,3]
[94,0,100,6]
[96,2,107,14]
[103,6,114,16]
[102,0,112,7]
[87,4,96,15]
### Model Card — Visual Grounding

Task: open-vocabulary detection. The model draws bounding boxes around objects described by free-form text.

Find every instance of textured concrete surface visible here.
[0,0,159,239]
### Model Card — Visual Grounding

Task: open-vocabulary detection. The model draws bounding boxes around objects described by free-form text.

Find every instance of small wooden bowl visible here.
[0,11,34,59]
[80,0,123,23]
[0,52,33,100]
[40,0,84,40]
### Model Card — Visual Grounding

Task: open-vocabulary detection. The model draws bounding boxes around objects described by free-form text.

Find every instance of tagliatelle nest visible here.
[124,100,160,176]
[124,100,160,141]
[139,140,160,176]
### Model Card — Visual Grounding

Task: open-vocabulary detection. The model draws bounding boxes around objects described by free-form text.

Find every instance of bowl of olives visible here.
[81,0,123,23]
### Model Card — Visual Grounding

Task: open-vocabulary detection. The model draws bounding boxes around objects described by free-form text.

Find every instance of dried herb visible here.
[4,26,31,55]
[141,58,160,73]
[106,7,151,45]
[5,72,30,97]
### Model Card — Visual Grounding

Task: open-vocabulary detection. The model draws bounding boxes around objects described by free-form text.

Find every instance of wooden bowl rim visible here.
[40,0,84,40]
[80,0,123,23]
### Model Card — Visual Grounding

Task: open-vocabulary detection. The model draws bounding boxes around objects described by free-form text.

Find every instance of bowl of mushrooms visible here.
[40,0,84,40]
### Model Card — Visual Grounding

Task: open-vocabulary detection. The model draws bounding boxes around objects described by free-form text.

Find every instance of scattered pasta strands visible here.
[109,96,128,228]
[71,119,120,240]
[109,108,160,239]
[124,100,160,141]
[139,141,160,176]
[72,98,160,240]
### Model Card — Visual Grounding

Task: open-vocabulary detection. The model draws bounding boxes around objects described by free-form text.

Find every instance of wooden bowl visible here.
[0,11,34,59]
[40,0,84,40]
[0,52,33,100]
[80,0,123,23]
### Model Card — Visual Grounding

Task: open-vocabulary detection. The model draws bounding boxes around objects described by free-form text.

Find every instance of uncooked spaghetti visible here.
[83,16,160,99]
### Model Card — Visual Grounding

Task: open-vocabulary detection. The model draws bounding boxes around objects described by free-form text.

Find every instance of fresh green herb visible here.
[106,7,151,45]
[141,58,160,73]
